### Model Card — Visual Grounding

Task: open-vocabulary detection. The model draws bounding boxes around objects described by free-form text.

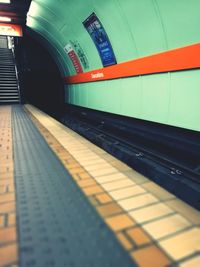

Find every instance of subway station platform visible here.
[0,105,200,267]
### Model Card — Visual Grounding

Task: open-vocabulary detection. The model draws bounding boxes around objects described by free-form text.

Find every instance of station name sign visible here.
[0,23,23,37]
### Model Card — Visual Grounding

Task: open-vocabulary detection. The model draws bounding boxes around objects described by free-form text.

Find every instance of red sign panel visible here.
[64,43,83,74]
[0,23,23,37]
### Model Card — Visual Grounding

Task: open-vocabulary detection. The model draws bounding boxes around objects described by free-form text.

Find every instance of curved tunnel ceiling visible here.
[26,0,200,132]
[27,0,200,75]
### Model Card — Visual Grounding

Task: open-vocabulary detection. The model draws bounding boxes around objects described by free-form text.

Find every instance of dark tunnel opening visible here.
[14,32,65,118]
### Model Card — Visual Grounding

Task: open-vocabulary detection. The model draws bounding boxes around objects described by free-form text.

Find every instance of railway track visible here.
[61,111,200,210]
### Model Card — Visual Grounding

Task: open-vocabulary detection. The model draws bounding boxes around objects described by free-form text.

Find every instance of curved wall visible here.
[27,0,200,131]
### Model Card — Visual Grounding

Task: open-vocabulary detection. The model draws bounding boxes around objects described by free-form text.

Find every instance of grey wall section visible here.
[0,36,8,48]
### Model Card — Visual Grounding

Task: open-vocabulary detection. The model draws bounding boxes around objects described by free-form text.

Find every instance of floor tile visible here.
[88,167,118,177]
[95,193,113,204]
[180,255,200,267]
[143,214,191,240]
[102,179,135,191]
[142,182,175,200]
[109,185,146,201]
[126,227,151,246]
[159,228,200,260]
[131,245,171,267]
[119,194,158,211]
[129,203,174,224]
[96,203,122,217]
[166,199,200,225]
[0,243,18,266]
[124,170,148,184]
[95,173,128,184]
[116,232,133,250]
[105,214,134,231]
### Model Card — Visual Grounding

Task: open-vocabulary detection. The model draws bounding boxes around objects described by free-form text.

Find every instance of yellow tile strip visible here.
[0,106,18,267]
[25,104,200,267]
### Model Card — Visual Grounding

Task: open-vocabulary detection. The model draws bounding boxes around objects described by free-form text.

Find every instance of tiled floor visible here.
[0,106,18,267]
[1,104,200,267]
[11,105,134,267]
[24,104,200,267]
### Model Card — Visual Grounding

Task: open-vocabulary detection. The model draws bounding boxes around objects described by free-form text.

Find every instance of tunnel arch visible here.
[25,0,200,131]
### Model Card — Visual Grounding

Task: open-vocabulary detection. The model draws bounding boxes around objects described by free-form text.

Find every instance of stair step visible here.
[0,65,14,67]
[0,64,14,66]
[0,75,16,77]
[0,77,17,79]
[0,80,17,83]
[0,85,18,87]
[0,65,15,68]
[0,71,16,74]
[0,78,17,80]
[0,72,16,74]
[0,58,13,60]
[0,60,13,62]
[0,87,18,90]
[0,52,12,54]
[0,79,17,82]
[0,63,14,65]
[0,90,18,93]
[0,54,12,56]
[0,66,15,68]
[0,81,17,84]
[0,91,18,93]
[0,57,13,60]
[0,85,18,88]
[0,82,17,85]
[0,68,15,70]
[0,81,17,83]
[0,74,17,76]
[0,96,19,98]
[0,100,19,103]
[0,92,18,94]
[0,48,20,104]
[0,93,19,96]
[0,60,14,62]
[0,74,16,76]
[0,86,18,89]
[0,87,18,89]
[0,97,19,100]
[0,73,16,75]
[0,69,15,70]
[0,71,15,73]
[0,77,16,79]
[0,103,19,105]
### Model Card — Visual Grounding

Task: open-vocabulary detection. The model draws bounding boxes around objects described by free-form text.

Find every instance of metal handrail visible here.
[11,46,21,104]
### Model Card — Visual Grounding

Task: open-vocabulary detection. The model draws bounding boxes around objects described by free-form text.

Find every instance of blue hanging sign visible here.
[83,13,117,67]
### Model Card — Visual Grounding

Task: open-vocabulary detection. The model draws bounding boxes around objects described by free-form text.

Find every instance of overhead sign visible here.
[0,23,23,37]
[64,43,83,74]
[83,13,117,67]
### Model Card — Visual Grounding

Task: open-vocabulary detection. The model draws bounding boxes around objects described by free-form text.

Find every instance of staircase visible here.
[0,37,20,104]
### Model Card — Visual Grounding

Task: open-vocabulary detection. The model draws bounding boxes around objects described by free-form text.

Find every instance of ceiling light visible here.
[0,16,11,22]
[0,0,11,3]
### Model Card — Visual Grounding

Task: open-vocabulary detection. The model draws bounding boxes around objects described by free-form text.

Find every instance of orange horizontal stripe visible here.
[64,43,200,84]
